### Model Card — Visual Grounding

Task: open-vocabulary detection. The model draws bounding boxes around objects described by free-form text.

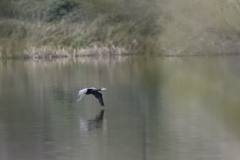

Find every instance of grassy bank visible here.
[1,0,240,58]
[0,0,160,58]
[0,17,148,58]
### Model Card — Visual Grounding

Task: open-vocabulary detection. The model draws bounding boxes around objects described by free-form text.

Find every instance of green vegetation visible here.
[1,0,240,58]
[0,0,160,58]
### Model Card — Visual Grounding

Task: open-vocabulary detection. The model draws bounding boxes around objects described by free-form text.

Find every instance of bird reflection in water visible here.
[79,109,105,133]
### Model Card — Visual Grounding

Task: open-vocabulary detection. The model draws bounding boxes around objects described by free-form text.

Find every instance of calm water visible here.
[1,56,240,160]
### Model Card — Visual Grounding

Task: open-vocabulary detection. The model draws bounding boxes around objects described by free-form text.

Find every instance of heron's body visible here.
[77,87,106,106]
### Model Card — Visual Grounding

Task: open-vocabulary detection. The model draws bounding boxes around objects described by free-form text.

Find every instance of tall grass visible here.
[157,0,240,55]
[0,0,240,57]
[0,0,161,57]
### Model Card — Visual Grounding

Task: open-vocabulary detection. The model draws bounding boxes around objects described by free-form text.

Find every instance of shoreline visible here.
[24,45,131,58]
[1,49,240,60]
[0,44,138,59]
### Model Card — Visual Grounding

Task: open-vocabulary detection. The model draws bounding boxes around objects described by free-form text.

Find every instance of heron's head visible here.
[101,88,106,91]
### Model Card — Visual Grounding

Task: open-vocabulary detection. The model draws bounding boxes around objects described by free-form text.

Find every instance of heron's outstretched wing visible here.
[77,88,87,102]
[92,92,104,106]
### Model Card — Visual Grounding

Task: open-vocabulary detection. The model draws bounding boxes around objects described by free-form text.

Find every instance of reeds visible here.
[24,45,129,59]
[0,15,150,58]
[1,0,240,58]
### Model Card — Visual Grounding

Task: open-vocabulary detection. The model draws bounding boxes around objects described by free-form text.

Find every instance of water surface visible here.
[1,56,240,160]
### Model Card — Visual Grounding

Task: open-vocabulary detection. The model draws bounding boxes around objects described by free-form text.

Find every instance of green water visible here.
[0,56,240,160]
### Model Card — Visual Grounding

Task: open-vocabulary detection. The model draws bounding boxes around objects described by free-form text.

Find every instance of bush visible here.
[45,0,80,22]
[0,0,13,18]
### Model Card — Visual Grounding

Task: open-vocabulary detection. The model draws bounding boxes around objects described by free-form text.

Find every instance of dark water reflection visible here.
[1,56,240,160]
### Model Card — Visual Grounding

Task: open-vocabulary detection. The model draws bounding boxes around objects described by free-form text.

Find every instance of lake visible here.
[0,56,240,160]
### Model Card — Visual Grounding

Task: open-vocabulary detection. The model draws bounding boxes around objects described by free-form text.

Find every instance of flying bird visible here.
[77,87,106,106]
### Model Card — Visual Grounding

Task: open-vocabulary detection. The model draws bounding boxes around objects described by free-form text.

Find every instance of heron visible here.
[77,87,106,106]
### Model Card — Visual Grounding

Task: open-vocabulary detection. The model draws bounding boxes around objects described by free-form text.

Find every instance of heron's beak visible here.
[101,88,106,90]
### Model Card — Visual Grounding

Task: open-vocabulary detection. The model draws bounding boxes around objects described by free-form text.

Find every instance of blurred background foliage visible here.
[0,0,160,57]
[2,0,158,23]
[0,0,13,18]
[0,0,240,57]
